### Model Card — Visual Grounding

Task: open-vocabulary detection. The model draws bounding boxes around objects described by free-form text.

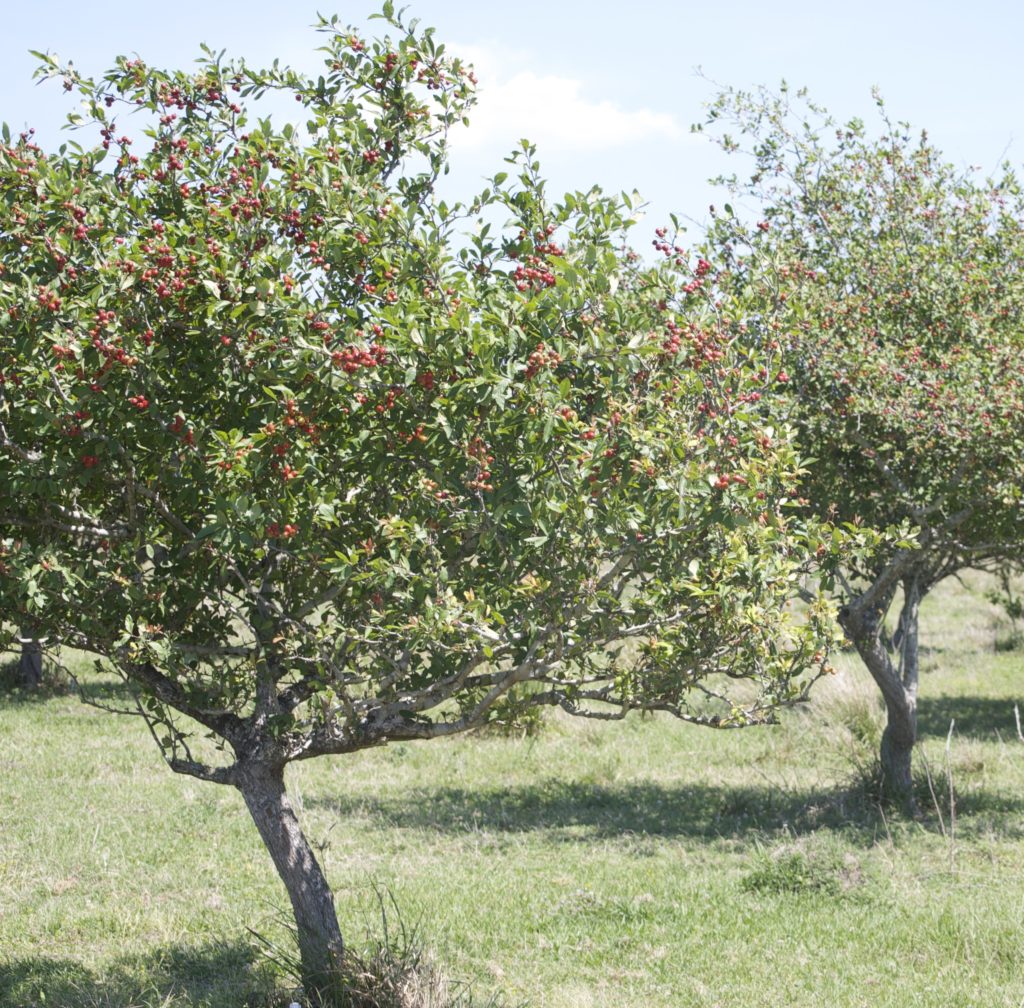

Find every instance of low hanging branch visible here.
[2,14,856,1006]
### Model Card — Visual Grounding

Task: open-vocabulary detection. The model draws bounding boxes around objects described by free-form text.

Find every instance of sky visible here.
[2,0,1022,241]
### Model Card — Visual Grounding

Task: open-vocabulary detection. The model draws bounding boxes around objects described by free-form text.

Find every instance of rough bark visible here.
[17,634,43,689]
[880,576,921,801]
[840,573,922,809]
[235,760,345,1005]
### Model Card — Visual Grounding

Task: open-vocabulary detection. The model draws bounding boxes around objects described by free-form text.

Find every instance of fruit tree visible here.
[1,16,842,1003]
[700,84,1024,802]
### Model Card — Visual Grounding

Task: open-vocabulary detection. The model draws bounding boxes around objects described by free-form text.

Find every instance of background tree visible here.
[1,17,843,1003]
[15,632,44,687]
[700,84,1024,803]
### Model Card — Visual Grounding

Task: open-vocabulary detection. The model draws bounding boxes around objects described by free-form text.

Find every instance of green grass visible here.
[3,572,1024,1007]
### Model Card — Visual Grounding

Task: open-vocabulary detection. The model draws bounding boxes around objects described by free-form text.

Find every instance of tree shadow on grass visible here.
[310,776,1024,846]
[0,940,281,1008]
[0,655,72,704]
[917,694,1024,741]
[0,654,137,709]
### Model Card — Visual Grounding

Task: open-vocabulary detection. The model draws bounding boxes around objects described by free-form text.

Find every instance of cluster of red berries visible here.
[155,83,192,111]
[36,289,61,312]
[375,387,402,414]
[331,342,387,374]
[512,263,557,290]
[61,407,91,438]
[465,437,494,492]
[687,327,726,366]
[416,62,447,90]
[681,258,715,296]
[397,424,427,444]
[509,226,564,291]
[422,478,455,502]
[167,416,194,445]
[661,319,684,354]
[275,401,319,442]
[651,226,685,260]
[265,523,298,539]
[524,343,562,379]
[90,332,138,371]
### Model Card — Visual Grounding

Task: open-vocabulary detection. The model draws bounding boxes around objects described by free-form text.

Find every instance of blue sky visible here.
[3,1,1022,237]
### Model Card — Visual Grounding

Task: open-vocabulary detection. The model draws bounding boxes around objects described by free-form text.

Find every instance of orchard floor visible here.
[2,572,1024,1008]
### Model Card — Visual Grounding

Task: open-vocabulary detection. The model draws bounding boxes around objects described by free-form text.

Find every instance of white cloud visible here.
[450,44,684,153]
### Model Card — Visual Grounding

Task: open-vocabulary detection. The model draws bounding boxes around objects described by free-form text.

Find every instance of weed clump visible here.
[740,843,863,896]
[253,890,514,1008]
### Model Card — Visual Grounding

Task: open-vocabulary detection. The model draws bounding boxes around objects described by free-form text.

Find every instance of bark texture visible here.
[235,761,345,1005]
[840,573,922,808]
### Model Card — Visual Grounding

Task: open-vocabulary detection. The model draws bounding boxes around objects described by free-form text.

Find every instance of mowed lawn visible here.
[2,573,1024,1008]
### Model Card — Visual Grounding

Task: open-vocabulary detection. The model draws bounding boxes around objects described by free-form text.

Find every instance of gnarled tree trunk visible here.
[882,576,921,799]
[235,760,345,1006]
[840,573,922,809]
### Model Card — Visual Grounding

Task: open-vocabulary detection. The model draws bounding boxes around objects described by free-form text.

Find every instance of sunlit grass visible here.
[2,571,1023,1007]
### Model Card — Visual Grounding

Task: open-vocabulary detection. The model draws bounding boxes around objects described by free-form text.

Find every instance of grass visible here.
[2,572,1024,1007]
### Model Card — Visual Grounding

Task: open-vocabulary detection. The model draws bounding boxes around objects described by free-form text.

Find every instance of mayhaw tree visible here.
[1,15,843,1002]
[699,84,1024,802]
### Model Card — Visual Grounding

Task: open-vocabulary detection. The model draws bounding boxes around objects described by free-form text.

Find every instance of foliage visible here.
[983,564,1024,650]
[698,83,1024,799]
[251,889,513,1008]
[700,83,1024,582]
[0,13,848,999]
[0,20,841,772]
[739,845,845,896]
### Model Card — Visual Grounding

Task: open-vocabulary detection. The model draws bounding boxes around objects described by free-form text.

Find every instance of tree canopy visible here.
[2,18,844,1002]
[700,83,1024,798]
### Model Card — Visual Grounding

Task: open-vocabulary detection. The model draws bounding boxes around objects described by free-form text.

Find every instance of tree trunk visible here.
[879,693,915,800]
[17,634,43,689]
[879,576,921,804]
[840,574,922,810]
[235,760,345,1006]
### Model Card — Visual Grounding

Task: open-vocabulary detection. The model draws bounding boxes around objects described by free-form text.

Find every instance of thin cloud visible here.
[451,44,684,153]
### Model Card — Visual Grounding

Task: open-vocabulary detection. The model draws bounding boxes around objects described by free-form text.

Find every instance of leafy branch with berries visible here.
[0,12,854,1004]
[700,82,1024,804]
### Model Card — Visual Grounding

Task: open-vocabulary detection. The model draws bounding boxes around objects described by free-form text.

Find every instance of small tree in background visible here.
[700,84,1024,803]
[1,16,843,1002]
[15,632,44,687]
